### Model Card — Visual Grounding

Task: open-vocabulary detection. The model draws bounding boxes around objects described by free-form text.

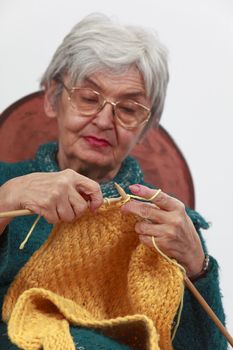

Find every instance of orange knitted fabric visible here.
[2,208,184,350]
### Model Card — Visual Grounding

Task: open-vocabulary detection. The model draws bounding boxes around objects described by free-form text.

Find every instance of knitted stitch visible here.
[0,142,227,350]
[3,208,184,350]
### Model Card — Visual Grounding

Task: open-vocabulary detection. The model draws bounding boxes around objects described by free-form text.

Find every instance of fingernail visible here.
[129,184,141,193]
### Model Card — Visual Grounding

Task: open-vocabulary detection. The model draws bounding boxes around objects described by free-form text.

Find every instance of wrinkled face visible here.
[45,66,151,177]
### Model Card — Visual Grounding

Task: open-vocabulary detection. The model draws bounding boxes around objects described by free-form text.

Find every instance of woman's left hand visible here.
[121,184,205,278]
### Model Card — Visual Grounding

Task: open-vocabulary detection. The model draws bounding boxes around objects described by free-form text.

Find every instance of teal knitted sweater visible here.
[0,143,227,350]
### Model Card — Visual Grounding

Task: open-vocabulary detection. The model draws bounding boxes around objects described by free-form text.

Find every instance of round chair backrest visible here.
[0,91,195,208]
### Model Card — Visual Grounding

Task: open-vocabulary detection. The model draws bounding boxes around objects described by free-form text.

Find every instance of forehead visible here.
[81,66,148,98]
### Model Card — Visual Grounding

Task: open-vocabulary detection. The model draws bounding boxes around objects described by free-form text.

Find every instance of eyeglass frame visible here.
[57,79,151,130]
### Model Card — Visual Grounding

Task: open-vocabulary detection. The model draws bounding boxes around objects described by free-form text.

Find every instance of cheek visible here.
[120,124,143,145]
[116,129,141,153]
[57,96,92,132]
[58,114,92,133]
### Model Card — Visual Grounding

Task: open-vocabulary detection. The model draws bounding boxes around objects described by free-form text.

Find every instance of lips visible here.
[83,136,111,147]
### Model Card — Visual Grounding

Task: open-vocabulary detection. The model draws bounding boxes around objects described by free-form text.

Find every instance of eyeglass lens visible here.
[70,88,149,128]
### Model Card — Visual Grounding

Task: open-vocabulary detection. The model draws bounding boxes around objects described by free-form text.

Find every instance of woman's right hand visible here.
[0,169,103,227]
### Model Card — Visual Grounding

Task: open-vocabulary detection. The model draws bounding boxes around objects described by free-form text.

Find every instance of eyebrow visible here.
[83,77,147,100]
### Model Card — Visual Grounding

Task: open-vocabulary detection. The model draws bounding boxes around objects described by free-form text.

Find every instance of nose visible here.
[93,100,115,129]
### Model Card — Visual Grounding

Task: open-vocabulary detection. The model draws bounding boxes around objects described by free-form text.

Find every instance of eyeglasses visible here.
[59,80,151,130]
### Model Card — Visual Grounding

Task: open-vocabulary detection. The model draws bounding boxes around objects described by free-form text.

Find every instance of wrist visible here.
[189,254,210,282]
[0,181,17,235]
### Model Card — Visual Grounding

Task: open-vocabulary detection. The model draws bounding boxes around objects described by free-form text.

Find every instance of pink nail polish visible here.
[129,184,141,193]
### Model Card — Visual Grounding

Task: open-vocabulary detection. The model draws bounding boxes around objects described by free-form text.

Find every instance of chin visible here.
[77,150,115,168]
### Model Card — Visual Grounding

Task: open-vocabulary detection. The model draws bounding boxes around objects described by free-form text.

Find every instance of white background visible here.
[0,0,233,343]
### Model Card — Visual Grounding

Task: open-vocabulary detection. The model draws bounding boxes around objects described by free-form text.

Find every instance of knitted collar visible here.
[35,142,144,197]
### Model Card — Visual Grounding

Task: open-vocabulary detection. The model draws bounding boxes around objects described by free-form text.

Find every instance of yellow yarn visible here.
[3,208,184,350]
[151,236,185,341]
[18,188,161,250]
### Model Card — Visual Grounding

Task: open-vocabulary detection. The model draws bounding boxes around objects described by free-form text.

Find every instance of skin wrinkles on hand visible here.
[121,184,205,278]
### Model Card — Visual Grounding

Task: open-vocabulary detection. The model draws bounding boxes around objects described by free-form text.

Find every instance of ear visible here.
[43,81,59,118]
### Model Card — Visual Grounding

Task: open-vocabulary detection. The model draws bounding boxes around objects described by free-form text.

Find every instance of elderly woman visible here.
[0,13,227,350]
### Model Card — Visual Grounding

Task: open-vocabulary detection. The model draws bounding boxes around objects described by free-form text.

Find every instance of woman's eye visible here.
[120,106,136,114]
[85,98,97,102]
[124,108,134,113]
[81,97,98,103]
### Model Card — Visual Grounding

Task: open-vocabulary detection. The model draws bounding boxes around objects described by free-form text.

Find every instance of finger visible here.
[129,184,183,212]
[40,206,60,224]
[138,234,154,249]
[135,223,172,250]
[122,200,169,223]
[24,202,60,224]
[75,176,103,212]
[56,195,76,223]
[69,192,89,218]
[135,221,163,236]
[139,233,177,259]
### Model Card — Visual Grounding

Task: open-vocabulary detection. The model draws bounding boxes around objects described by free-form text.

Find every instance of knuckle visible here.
[139,205,152,219]
[50,189,60,201]
[155,195,168,207]
[176,201,186,214]
[87,180,101,195]
[58,169,77,187]
[62,168,75,177]
[57,175,70,188]
[72,173,101,196]
[171,216,183,228]
[92,182,101,193]
[56,178,67,188]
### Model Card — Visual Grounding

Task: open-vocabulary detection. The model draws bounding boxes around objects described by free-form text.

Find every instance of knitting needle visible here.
[114,182,128,200]
[0,183,128,219]
[0,197,125,218]
[184,276,233,347]
[0,209,33,218]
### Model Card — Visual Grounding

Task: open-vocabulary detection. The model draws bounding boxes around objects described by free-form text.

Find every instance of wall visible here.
[0,0,233,344]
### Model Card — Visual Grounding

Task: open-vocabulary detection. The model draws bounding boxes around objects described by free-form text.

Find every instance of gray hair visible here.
[40,13,169,128]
